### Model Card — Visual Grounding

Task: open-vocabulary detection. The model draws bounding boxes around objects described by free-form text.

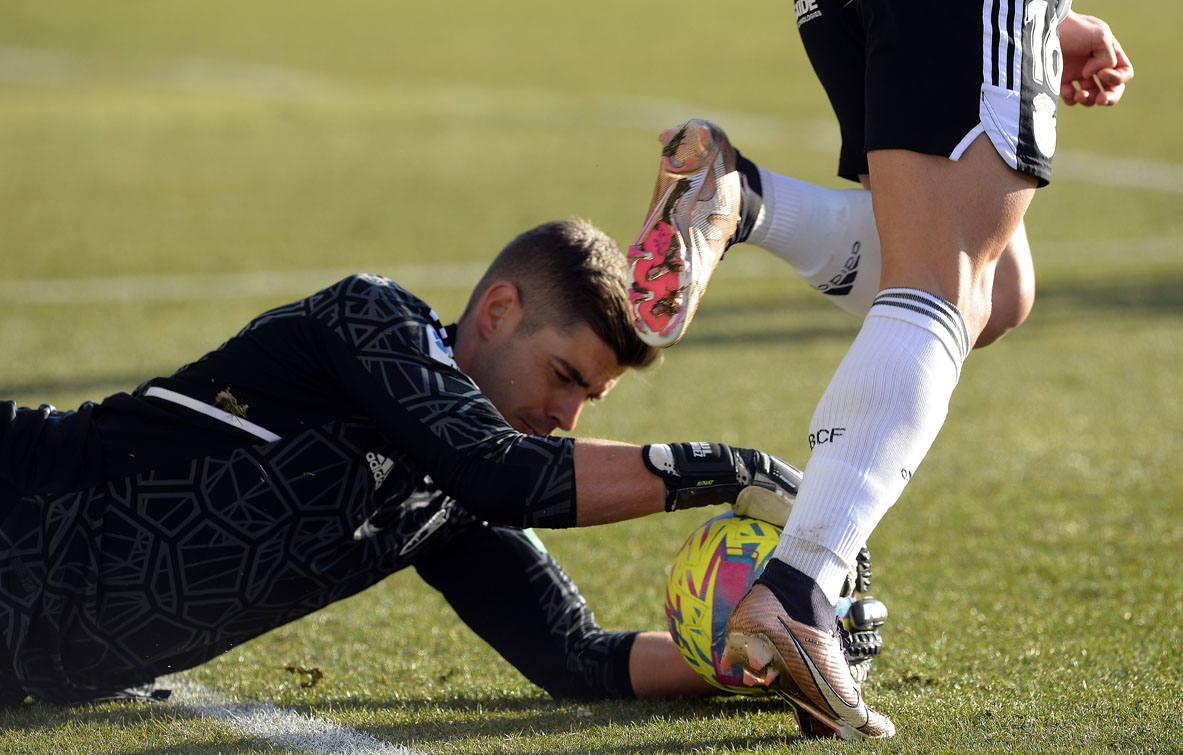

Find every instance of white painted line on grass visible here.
[1056,150,1183,195]
[1,236,1179,307]
[3,44,1182,194]
[165,677,418,754]
[0,264,485,305]
[0,255,800,306]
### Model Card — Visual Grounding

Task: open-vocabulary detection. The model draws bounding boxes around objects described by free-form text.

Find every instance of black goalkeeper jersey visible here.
[0,275,580,703]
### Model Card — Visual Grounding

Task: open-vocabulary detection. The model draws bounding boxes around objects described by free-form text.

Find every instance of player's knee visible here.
[977,279,1034,348]
[976,232,1036,348]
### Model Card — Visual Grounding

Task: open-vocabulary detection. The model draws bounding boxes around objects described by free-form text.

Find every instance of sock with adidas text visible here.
[746,166,882,317]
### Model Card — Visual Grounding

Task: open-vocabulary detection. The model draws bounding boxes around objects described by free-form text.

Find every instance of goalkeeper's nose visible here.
[549,393,585,432]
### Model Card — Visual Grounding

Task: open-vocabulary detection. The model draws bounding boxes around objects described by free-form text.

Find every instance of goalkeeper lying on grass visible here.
[0,219,881,729]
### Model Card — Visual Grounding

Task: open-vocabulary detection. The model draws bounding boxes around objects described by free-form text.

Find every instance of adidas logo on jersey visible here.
[795,0,821,27]
[365,451,394,490]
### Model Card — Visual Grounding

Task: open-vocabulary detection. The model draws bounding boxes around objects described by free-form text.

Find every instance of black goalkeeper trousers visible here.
[413,522,637,700]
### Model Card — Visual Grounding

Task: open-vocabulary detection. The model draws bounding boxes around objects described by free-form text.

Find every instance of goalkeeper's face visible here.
[476,319,625,436]
[456,279,627,435]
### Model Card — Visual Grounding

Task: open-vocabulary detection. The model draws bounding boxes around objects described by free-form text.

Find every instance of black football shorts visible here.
[796,0,1071,186]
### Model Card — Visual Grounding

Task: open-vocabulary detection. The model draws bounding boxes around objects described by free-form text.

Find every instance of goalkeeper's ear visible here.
[472,280,524,340]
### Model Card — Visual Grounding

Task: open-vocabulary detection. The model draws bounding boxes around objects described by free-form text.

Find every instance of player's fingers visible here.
[1093,81,1126,107]
[1113,42,1134,78]
[1079,49,1118,81]
[1095,65,1133,91]
[1082,75,1105,103]
[1060,80,1081,106]
[1096,45,1133,106]
[1074,76,1124,107]
[1118,59,1134,82]
[1062,80,1097,107]
[1087,65,1131,106]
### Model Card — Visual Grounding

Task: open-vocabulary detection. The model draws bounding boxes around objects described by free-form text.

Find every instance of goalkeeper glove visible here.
[837,546,887,684]
[641,442,802,526]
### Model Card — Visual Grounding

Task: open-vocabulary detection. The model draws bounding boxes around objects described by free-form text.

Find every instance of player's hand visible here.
[642,443,801,526]
[732,449,801,527]
[1058,11,1133,106]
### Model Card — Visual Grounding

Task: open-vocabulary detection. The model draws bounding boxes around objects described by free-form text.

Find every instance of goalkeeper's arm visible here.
[572,439,800,527]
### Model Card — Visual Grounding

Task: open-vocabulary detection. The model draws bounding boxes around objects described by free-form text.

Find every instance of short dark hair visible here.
[462,219,659,369]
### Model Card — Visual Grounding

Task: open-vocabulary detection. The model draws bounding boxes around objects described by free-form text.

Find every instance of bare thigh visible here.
[856,167,1035,347]
[865,135,1038,339]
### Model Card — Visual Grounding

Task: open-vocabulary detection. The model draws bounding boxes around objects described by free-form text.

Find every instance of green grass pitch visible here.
[1,0,1180,752]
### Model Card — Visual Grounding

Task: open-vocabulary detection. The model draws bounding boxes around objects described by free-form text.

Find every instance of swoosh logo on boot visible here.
[779,617,869,728]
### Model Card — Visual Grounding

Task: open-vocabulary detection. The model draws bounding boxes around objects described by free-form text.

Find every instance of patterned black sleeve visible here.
[247,275,580,528]
[415,522,638,700]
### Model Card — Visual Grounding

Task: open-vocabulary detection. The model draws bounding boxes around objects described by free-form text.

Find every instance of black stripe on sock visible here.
[876,290,969,346]
[873,290,970,359]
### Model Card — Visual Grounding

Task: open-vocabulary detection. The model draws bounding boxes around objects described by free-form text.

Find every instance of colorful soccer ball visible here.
[664,511,781,694]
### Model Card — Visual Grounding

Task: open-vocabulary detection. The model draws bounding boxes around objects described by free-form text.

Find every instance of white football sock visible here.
[748,167,881,317]
[772,288,971,602]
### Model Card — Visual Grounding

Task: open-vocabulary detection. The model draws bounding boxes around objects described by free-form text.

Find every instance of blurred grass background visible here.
[1,0,1180,752]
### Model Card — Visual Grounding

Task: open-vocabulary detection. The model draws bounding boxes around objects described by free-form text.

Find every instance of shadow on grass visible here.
[284,694,803,752]
[1,694,810,753]
[1030,274,1183,317]
[119,740,266,755]
[0,700,264,754]
[0,699,169,730]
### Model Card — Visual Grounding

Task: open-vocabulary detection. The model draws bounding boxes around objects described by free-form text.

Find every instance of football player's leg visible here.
[725,0,1064,738]
[622,127,1037,348]
[744,171,1035,348]
[745,172,880,316]
[736,0,1036,347]
[726,137,1033,743]
[729,137,1037,742]
[740,0,880,319]
[869,140,1037,336]
[767,134,1035,603]
[414,523,636,700]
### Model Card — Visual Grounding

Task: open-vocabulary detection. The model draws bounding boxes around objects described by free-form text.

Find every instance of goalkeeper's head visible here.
[454,219,659,435]
[461,218,659,370]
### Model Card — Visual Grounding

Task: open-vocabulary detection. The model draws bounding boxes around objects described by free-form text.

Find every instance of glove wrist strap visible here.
[642,442,742,512]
